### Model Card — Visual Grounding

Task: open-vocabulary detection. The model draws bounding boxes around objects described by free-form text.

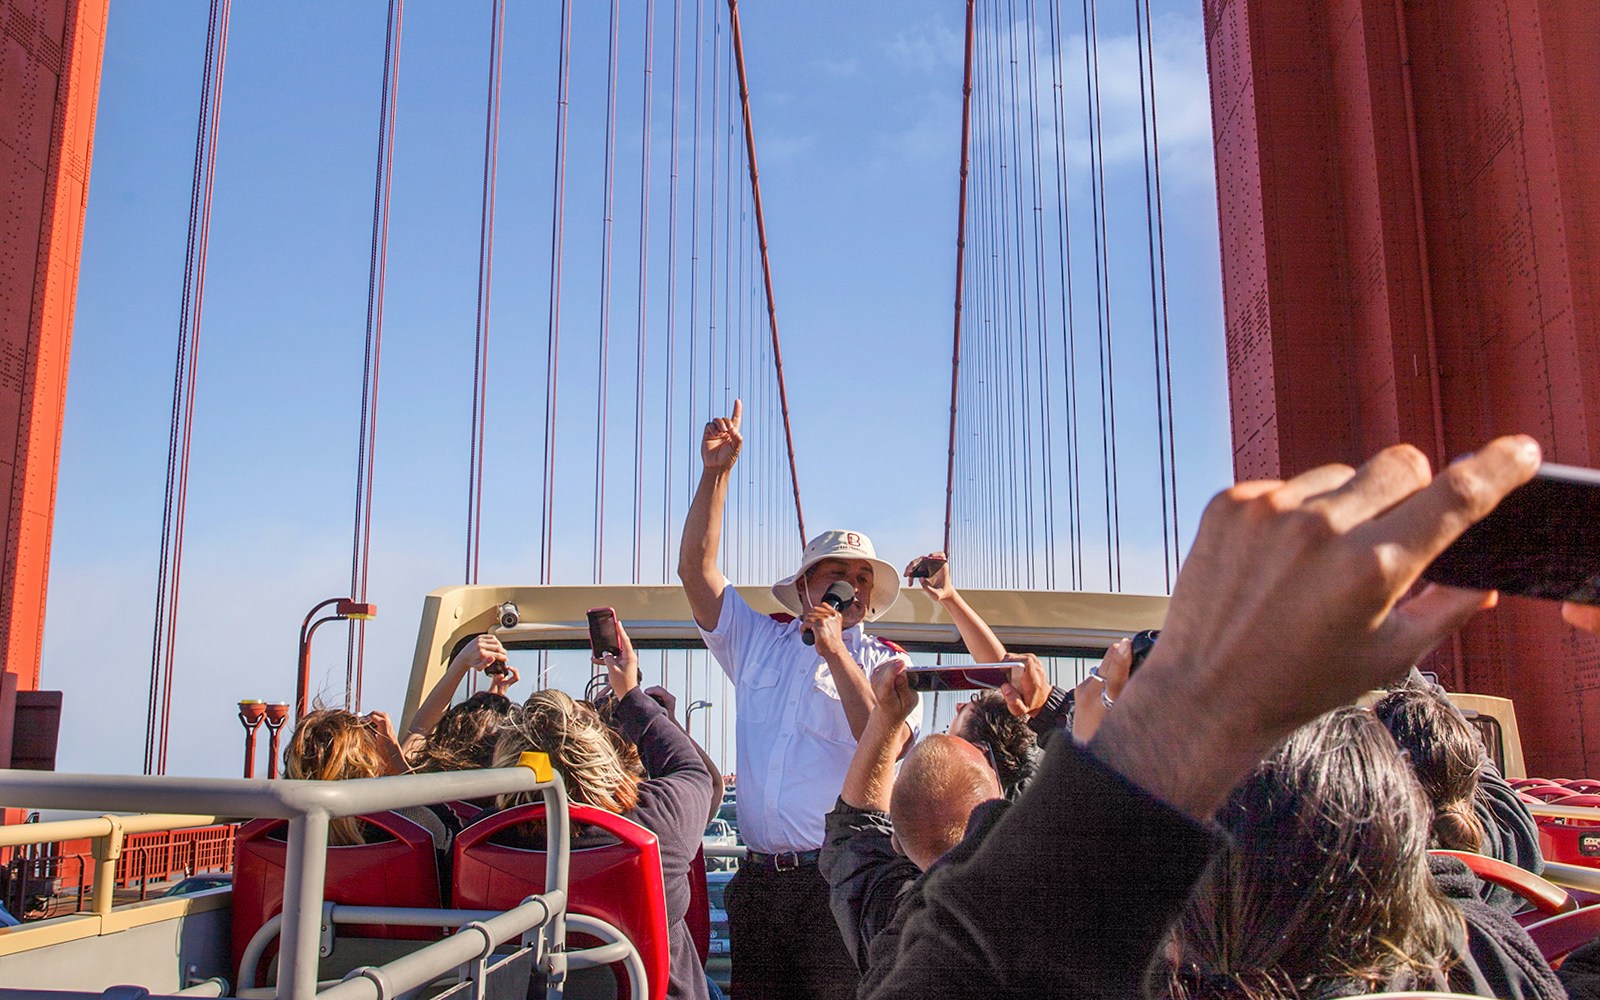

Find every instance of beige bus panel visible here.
[402,584,1168,730]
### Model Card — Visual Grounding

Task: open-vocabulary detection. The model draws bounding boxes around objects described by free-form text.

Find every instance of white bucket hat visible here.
[771,529,901,622]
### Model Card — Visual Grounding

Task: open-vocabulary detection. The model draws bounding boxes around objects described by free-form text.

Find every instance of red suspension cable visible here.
[346,0,405,711]
[632,0,657,585]
[465,0,506,588]
[942,0,977,558]
[593,0,622,583]
[538,0,575,587]
[725,0,806,548]
[146,0,232,775]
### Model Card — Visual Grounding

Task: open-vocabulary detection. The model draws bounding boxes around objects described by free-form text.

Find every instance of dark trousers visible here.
[726,860,860,1000]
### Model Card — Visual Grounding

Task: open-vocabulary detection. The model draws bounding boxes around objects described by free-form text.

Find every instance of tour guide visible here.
[678,399,922,1000]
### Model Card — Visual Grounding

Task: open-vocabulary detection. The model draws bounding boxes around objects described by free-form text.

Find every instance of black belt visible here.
[744,849,822,873]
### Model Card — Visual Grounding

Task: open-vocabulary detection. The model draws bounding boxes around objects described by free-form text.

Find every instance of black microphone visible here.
[802,581,857,647]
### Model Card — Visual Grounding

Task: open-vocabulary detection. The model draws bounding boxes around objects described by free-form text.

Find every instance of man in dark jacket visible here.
[859,436,1544,999]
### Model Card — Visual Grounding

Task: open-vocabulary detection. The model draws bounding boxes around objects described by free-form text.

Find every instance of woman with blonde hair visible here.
[282,707,447,848]
[490,620,714,1000]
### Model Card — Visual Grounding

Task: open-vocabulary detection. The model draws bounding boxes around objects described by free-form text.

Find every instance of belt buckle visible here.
[773,851,800,872]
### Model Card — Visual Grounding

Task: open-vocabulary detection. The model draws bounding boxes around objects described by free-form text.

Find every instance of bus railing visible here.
[0,757,590,1000]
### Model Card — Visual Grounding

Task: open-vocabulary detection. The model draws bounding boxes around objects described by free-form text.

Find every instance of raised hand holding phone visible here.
[591,617,639,696]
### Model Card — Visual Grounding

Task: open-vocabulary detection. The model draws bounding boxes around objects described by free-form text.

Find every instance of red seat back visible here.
[1562,779,1600,794]
[686,846,710,964]
[1525,785,1584,802]
[230,812,443,980]
[1539,821,1600,869]
[453,802,669,1000]
[1428,850,1575,916]
[1526,904,1600,967]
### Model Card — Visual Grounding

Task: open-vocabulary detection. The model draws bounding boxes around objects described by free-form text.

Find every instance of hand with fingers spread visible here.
[701,399,743,472]
[997,653,1050,719]
[1093,435,1542,820]
[592,619,640,697]
[1070,638,1132,743]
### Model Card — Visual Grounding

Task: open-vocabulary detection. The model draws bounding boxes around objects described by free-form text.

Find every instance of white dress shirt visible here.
[700,587,922,855]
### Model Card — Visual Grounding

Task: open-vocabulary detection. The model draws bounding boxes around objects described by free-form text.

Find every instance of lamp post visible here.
[296,598,377,719]
[238,701,265,778]
[263,702,290,778]
[685,700,713,743]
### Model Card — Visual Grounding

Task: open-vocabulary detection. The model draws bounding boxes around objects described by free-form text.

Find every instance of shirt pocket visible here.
[738,659,783,724]
[800,671,856,747]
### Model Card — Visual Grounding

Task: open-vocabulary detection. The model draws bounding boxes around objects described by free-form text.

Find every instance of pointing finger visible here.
[730,398,743,429]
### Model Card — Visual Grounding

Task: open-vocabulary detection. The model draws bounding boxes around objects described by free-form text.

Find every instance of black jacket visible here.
[1429,853,1567,999]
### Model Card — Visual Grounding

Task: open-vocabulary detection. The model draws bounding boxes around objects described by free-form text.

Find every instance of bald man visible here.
[820,656,1045,973]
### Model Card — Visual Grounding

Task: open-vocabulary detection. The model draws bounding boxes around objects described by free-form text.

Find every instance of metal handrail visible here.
[0,813,220,849]
[0,762,569,1000]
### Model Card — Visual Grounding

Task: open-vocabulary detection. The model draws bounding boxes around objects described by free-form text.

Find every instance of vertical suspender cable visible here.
[1022,0,1057,590]
[942,0,977,558]
[1131,0,1174,591]
[347,0,406,710]
[727,0,807,548]
[1081,0,1120,590]
[632,0,657,585]
[1046,0,1083,589]
[706,11,720,454]
[685,0,705,516]
[465,0,506,588]
[146,0,232,775]
[661,0,684,582]
[538,0,575,587]
[1145,0,1180,582]
[1003,0,1036,588]
[592,0,622,583]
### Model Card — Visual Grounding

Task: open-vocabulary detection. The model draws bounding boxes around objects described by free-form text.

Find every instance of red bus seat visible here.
[230,811,444,981]
[1539,821,1600,869]
[1562,779,1600,794]
[1526,904,1600,967]
[686,846,710,964]
[1525,785,1585,802]
[1512,777,1559,790]
[1428,850,1575,916]
[454,802,670,1000]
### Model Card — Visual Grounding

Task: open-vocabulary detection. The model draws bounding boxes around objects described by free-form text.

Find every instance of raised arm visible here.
[678,400,741,631]
[907,552,1007,663]
[841,658,918,811]
[402,634,506,757]
[864,436,1542,1000]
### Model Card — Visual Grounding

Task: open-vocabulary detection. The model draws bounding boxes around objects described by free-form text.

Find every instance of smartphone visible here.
[1421,463,1600,605]
[904,664,1013,691]
[1128,629,1160,675]
[587,607,622,657]
[906,555,947,580]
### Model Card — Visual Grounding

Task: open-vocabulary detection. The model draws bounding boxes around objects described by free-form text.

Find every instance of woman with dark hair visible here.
[491,621,715,1000]
[1375,676,1546,913]
[1373,681,1489,852]
[1165,707,1562,999]
[407,691,516,774]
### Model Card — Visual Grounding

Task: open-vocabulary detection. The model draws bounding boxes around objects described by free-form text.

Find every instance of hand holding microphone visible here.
[802,581,857,647]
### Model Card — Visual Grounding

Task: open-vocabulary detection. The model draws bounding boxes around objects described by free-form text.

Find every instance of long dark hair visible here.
[1372,682,1487,853]
[407,692,515,774]
[1166,708,1461,998]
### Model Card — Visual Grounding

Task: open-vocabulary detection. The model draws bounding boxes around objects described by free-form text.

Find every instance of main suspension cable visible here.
[726,0,807,548]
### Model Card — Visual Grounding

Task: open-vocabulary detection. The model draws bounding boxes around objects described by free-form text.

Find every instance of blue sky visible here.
[43,0,1228,777]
